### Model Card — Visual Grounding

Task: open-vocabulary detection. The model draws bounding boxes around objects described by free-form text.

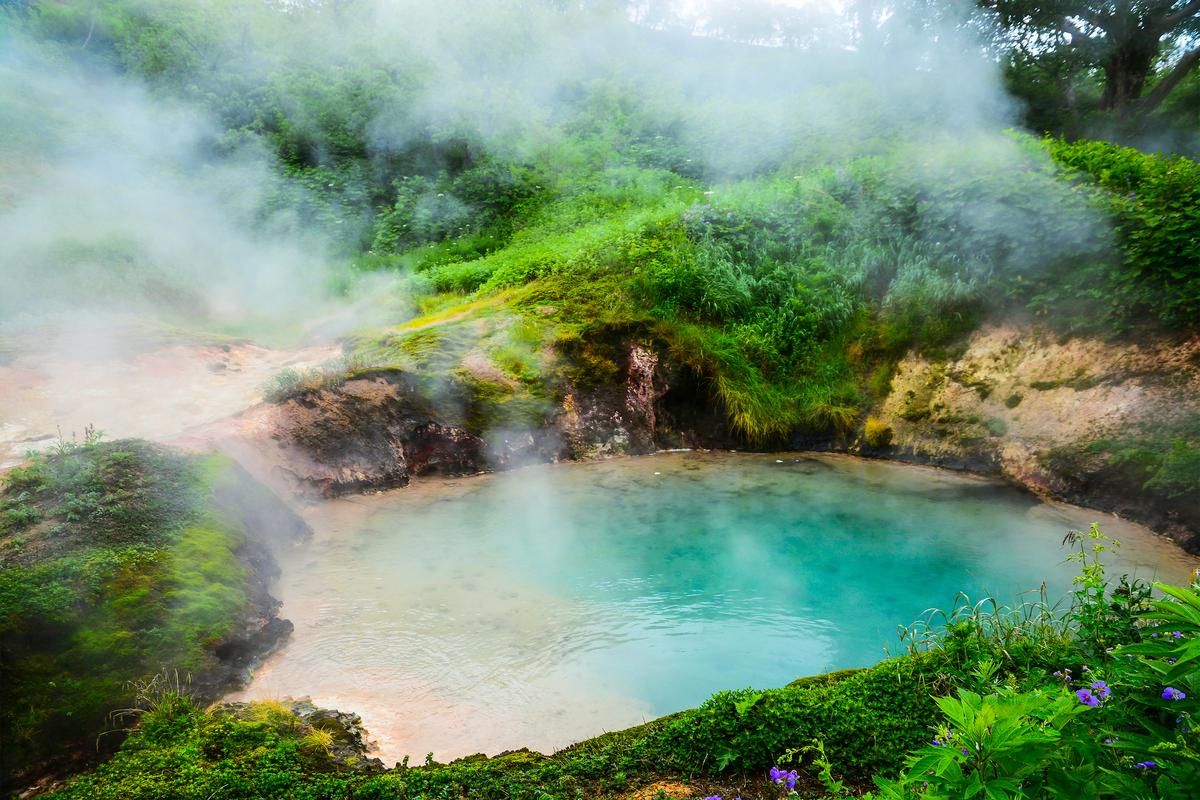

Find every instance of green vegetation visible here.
[983,0,1200,142]
[864,418,894,448]
[1041,414,1200,527]
[329,135,1196,446]
[6,2,1199,451]
[38,527,1200,799]
[0,1,1195,461]
[0,436,268,778]
[3,3,1199,795]
[1042,138,1200,325]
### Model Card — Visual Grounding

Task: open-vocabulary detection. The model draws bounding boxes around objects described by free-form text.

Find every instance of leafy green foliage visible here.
[843,526,1200,800]
[0,441,257,778]
[42,650,947,799]
[1044,137,1200,325]
[12,0,1199,456]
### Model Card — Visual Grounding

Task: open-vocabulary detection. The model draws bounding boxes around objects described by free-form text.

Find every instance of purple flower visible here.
[1152,632,1160,638]
[1172,631,1183,639]
[1103,737,1116,744]
[961,748,970,756]
[1162,687,1187,701]
[1090,680,1111,700]
[769,767,798,790]
[704,796,722,800]
[1134,761,1157,769]
[1076,688,1100,707]
[931,738,942,746]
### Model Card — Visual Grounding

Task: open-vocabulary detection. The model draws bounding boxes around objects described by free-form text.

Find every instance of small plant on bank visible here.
[108,669,195,732]
[864,417,894,448]
[263,354,375,402]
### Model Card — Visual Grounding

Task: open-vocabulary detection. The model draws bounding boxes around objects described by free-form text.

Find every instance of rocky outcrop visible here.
[198,337,738,499]
[191,461,312,698]
[197,370,490,497]
[868,323,1200,552]
[556,343,669,458]
[195,322,1197,551]
[195,536,293,700]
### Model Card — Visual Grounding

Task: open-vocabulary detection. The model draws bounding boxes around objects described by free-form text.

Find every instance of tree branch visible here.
[1057,15,1106,52]
[1161,0,1200,30]
[1073,6,1110,32]
[1139,46,1200,112]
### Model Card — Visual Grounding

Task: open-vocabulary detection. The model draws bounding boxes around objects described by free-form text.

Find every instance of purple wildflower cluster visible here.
[1134,761,1157,769]
[1076,680,1111,707]
[1162,686,1187,701]
[1150,631,1185,639]
[769,766,799,790]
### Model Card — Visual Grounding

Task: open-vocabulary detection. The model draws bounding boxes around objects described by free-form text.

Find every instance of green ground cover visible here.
[0,437,265,779]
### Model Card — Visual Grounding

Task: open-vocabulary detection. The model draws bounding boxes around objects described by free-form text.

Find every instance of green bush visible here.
[869,560,1200,799]
[1045,137,1200,326]
[0,442,259,779]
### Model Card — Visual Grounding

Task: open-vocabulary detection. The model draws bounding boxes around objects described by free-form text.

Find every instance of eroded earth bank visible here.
[187,320,1200,553]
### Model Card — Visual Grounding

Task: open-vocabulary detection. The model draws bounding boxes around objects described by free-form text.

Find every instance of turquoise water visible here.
[236,452,1194,762]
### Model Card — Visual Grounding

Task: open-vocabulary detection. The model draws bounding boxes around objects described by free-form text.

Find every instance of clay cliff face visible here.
[873,324,1199,551]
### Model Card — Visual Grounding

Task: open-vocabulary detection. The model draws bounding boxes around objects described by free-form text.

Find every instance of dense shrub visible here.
[1045,137,1200,326]
[865,529,1200,800]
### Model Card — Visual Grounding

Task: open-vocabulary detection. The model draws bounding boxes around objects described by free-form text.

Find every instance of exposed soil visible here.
[0,325,338,469]
[874,323,1200,551]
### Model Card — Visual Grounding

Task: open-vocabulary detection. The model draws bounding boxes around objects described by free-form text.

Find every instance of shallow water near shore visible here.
[232,451,1195,764]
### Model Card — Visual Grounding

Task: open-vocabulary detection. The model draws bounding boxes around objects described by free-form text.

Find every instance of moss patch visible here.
[0,441,263,779]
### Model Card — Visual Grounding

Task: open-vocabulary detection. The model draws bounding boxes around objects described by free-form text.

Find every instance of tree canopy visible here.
[979,0,1200,131]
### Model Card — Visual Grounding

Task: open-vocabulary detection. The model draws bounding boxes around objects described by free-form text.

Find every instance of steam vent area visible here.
[2,2,1199,799]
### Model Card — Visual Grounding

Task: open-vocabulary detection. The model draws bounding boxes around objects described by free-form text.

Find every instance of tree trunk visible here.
[1100,35,1161,117]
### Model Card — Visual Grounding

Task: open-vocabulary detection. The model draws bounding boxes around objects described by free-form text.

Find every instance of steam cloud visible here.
[0,0,1100,334]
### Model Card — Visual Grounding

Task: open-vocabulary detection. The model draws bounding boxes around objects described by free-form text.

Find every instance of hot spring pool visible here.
[232,452,1195,763]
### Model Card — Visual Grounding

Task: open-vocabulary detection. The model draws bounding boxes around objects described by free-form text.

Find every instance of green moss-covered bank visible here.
[37,653,957,800]
[0,439,306,787]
